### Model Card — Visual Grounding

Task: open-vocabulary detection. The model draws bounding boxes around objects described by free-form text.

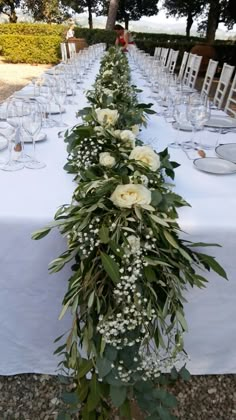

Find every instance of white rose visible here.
[110,184,151,208]
[99,152,116,168]
[127,235,140,253]
[113,129,121,138]
[131,125,140,135]
[119,130,136,149]
[95,108,119,127]
[129,146,160,171]
[94,126,104,136]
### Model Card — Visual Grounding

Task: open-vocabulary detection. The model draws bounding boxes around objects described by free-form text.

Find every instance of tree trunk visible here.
[88,0,93,29]
[106,0,120,30]
[186,13,193,38]
[206,0,220,44]
[124,14,129,30]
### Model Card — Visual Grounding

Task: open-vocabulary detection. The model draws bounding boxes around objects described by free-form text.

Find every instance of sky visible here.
[76,7,236,40]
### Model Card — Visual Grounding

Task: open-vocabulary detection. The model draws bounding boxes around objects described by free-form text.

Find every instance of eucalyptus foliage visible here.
[33,47,227,420]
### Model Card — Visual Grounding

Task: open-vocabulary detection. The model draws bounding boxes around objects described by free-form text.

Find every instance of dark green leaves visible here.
[100,252,120,284]
[110,385,127,407]
[99,225,110,244]
[96,356,112,378]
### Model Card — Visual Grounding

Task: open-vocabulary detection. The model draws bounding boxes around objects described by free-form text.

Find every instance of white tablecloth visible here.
[0,59,236,376]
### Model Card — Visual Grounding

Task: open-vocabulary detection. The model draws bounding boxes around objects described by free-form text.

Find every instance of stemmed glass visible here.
[1,98,25,171]
[169,95,189,148]
[53,77,67,127]
[184,100,211,149]
[22,100,46,169]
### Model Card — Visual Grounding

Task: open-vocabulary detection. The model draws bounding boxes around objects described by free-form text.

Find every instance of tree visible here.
[61,0,100,29]
[101,0,159,30]
[106,0,120,29]
[0,0,21,22]
[22,0,69,23]
[199,0,236,43]
[163,0,205,38]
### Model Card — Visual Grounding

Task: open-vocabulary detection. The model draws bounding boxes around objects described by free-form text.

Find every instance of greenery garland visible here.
[33,47,227,420]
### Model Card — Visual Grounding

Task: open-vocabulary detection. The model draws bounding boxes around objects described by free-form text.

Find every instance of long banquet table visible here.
[0,57,236,376]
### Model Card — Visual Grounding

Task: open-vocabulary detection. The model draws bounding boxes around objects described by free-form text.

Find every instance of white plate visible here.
[193,157,236,174]
[48,105,66,114]
[215,143,236,163]
[204,116,236,129]
[0,137,7,150]
[22,132,47,143]
[172,121,199,131]
[14,90,38,99]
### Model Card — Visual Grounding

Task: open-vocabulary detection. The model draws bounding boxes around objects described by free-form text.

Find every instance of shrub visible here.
[0,34,61,64]
[0,22,65,36]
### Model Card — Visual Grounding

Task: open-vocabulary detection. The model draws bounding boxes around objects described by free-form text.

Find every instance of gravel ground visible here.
[0,373,236,419]
[0,60,236,420]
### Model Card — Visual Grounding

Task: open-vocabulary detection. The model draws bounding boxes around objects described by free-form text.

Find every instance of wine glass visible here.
[53,77,67,127]
[22,100,46,169]
[169,95,189,148]
[2,98,25,171]
[184,100,211,149]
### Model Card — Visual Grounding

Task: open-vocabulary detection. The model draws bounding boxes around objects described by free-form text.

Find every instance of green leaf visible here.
[176,311,188,332]
[179,366,191,381]
[110,385,127,408]
[156,406,173,420]
[197,253,228,280]
[144,266,157,282]
[96,356,112,377]
[99,225,110,244]
[100,252,120,284]
[31,227,51,240]
[151,214,169,227]
[87,374,101,411]
[151,190,163,206]
[78,359,93,379]
[88,291,95,309]
[163,231,179,249]
[119,400,132,419]
[61,391,80,405]
[105,345,118,361]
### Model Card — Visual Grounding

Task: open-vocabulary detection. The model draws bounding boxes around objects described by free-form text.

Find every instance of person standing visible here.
[114,24,134,52]
[66,24,75,40]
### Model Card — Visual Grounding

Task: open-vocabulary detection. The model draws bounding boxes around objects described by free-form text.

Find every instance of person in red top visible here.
[114,24,134,52]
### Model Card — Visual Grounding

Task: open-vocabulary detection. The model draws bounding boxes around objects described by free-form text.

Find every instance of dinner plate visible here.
[48,105,66,114]
[204,115,236,129]
[215,143,236,163]
[21,132,47,143]
[0,137,7,150]
[193,157,236,174]
[172,121,199,131]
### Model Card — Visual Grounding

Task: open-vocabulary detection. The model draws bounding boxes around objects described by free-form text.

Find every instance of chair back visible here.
[168,50,179,74]
[213,63,235,109]
[178,52,189,80]
[154,47,161,60]
[224,71,236,117]
[68,42,76,59]
[201,59,218,97]
[160,48,169,67]
[183,54,202,88]
[60,43,68,62]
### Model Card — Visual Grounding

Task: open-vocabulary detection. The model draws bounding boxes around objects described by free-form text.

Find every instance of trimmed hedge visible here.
[0,23,235,65]
[0,22,65,36]
[0,34,62,64]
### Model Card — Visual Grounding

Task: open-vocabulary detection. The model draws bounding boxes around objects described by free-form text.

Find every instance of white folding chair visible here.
[213,63,235,109]
[165,49,173,69]
[154,47,161,60]
[168,50,179,74]
[68,42,76,59]
[183,54,202,89]
[224,71,236,117]
[178,51,189,81]
[160,48,169,67]
[201,59,218,97]
[60,43,68,62]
